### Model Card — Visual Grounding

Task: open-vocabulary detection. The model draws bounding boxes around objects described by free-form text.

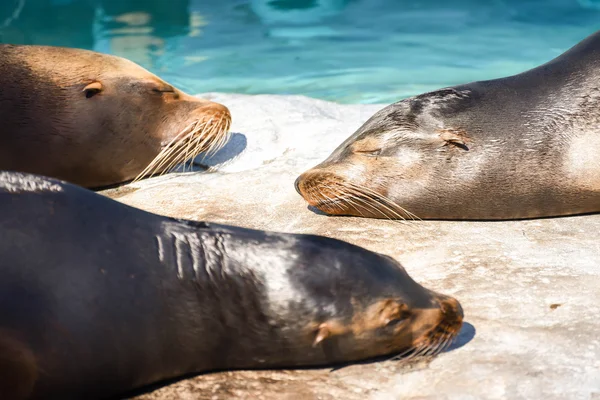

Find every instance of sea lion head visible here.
[291,238,464,364]
[227,232,464,366]
[1,45,232,188]
[294,89,473,220]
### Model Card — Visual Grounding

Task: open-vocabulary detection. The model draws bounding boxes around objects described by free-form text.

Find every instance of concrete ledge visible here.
[103,93,600,400]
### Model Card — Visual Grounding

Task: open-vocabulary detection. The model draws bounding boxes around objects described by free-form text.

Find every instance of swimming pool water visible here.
[2,0,600,104]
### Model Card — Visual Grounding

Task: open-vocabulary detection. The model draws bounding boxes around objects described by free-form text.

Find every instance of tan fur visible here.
[309,296,463,358]
[0,44,232,188]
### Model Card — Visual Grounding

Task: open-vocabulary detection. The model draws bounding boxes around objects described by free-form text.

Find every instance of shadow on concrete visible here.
[445,321,476,353]
[193,132,248,168]
[308,205,329,215]
[96,132,246,192]
[328,321,476,373]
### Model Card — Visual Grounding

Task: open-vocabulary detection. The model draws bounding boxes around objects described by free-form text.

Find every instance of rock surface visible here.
[103,93,600,400]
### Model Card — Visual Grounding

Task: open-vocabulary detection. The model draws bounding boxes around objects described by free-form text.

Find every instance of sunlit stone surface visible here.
[103,93,600,400]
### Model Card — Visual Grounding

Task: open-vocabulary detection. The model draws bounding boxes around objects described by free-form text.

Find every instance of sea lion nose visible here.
[438,295,464,324]
[294,175,303,195]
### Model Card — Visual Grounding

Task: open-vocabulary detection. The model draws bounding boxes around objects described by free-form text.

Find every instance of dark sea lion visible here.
[0,44,231,189]
[295,30,600,220]
[0,171,463,400]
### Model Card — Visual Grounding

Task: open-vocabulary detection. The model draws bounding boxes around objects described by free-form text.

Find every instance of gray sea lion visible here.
[0,171,463,400]
[0,44,231,189]
[295,30,600,220]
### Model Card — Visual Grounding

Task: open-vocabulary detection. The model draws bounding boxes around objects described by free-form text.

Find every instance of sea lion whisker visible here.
[408,344,432,361]
[161,146,192,176]
[340,196,369,218]
[143,141,189,179]
[437,333,454,354]
[306,187,331,207]
[319,184,342,204]
[206,115,230,157]
[139,116,224,179]
[132,121,200,182]
[193,118,228,163]
[347,183,420,221]
[417,344,434,358]
[330,189,369,217]
[427,328,456,357]
[206,121,227,156]
[181,122,203,172]
[343,192,395,220]
[434,334,453,355]
[401,344,427,362]
[200,121,218,159]
[423,336,446,357]
[320,184,348,212]
[444,329,459,348]
[195,114,232,162]
[316,183,408,223]
[186,126,209,169]
[325,187,366,214]
[167,127,209,172]
[350,184,421,223]
[218,116,232,151]
[314,183,385,217]
[391,345,419,361]
[343,184,407,220]
[143,120,214,178]
[344,187,402,222]
[343,185,411,223]
[179,133,194,173]
[179,123,209,170]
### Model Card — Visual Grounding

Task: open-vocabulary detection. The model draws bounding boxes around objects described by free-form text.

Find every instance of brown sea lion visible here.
[0,44,231,188]
[295,30,600,220]
[0,171,463,400]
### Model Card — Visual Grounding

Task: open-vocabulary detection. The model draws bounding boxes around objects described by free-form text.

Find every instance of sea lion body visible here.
[0,171,463,400]
[0,45,231,188]
[295,31,600,220]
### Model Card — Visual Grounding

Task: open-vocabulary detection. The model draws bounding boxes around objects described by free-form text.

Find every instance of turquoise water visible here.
[2,0,600,104]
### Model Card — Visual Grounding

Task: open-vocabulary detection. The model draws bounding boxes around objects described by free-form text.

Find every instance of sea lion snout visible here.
[294,170,312,200]
[136,95,232,181]
[437,295,464,329]
[185,95,232,119]
[294,175,302,195]
[294,170,338,207]
[185,99,232,139]
[294,169,360,213]
[400,292,464,355]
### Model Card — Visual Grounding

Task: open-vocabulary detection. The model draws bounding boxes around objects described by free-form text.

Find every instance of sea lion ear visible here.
[83,81,103,98]
[313,324,331,347]
[437,128,469,150]
[312,321,347,347]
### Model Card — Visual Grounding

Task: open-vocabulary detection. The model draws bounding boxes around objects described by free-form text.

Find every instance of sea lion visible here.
[0,171,463,400]
[295,30,600,220]
[0,44,231,189]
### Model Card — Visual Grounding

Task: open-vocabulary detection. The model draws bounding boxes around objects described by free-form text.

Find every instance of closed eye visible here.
[152,87,176,94]
[385,318,404,328]
[355,149,382,157]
